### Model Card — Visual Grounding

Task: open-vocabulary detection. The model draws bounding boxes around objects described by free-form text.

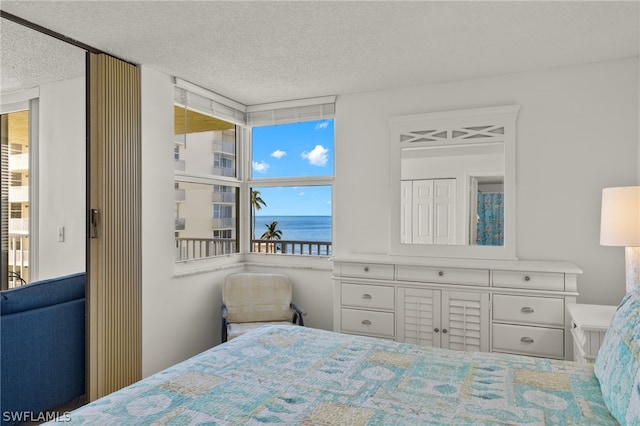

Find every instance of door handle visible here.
[90,209,99,239]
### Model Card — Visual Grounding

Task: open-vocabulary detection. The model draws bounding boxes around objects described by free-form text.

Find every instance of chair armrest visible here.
[290,303,306,316]
[221,304,229,343]
[221,304,228,320]
[290,303,306,326]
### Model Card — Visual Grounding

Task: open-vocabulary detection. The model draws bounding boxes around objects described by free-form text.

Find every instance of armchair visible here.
[221,272,305,342]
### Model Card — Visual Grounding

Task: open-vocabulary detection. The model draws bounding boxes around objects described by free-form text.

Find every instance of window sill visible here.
[173,252,333,278]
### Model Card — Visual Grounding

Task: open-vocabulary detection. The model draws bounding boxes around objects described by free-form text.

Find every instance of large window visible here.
[250,119,334,256]
[173,105,239,261]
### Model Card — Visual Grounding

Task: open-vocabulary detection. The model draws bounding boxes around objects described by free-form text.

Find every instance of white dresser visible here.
[333,256,581,360]
[567,303,616,363]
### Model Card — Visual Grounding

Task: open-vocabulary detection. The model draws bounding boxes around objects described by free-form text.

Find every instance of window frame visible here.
[172,101,244,270]
[173,81,336,274]
[246,120,334,259]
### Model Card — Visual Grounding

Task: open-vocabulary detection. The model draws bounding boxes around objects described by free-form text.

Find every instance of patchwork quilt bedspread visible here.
[58,325,616,425]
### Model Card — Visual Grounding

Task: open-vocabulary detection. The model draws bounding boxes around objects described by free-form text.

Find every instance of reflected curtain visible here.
[476,192,504,246]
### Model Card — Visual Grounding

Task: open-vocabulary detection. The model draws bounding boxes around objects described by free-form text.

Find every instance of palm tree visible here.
[261,221,283,240]
[261,221,283,253]
[251,190,267,239]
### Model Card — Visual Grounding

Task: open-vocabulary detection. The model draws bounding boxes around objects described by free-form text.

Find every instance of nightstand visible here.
[567,303,617,363]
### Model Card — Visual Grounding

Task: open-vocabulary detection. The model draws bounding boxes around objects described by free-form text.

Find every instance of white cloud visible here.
[315,121,330,130]
[271,150,287,159]
[301,145,329,166]
[252,161,269,173]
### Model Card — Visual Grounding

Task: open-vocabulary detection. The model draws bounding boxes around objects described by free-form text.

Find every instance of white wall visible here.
[141,67,226,376]
[139,58,638,375]
[37,76,86,279]
[334,57,639,306]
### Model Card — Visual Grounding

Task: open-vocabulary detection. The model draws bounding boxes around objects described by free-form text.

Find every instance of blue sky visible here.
[251,119,333,216]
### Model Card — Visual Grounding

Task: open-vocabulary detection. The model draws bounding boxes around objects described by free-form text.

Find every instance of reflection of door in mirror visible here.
[401,179,456,244]
[469,176,504,246]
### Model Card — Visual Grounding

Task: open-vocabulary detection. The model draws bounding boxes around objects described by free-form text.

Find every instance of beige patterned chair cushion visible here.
[223,273,293,323]
[226,321,295,341]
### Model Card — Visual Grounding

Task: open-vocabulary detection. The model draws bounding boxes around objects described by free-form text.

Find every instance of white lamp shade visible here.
[600,186,640,247]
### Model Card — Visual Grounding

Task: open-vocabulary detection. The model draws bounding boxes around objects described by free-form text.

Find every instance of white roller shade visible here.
[247,96,336,127]
[174,78,246,126]
[174,77,335,127]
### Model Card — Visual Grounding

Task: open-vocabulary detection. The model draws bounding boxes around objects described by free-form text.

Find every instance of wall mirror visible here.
[389,105,519,260]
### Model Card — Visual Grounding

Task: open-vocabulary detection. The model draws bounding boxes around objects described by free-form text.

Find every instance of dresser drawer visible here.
[396,265,489,286]
[492,324,564,358]
[492,270,564,291]
[341,283,395,310]
[493,294,564,326]
[339,263,395,280]
[341,308,395,338]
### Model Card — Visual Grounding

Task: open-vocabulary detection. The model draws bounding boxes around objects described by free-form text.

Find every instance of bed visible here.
[54,290,640,425]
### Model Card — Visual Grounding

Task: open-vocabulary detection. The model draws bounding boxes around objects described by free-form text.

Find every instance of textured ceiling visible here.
[1,1,638,105]
[0,17,85,95]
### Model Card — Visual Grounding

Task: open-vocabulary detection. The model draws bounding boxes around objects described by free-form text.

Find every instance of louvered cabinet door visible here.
[396,287,441,347]
[441,291,489,352]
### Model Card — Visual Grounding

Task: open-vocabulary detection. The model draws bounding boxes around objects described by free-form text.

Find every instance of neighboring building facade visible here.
[174,106,238,261]
[3,110,30,287]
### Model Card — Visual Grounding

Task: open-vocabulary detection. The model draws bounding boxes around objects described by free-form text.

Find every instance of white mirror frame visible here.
[389,105,520,260]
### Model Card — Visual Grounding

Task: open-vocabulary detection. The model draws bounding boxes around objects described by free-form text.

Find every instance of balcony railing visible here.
[9,153,29,171]
[252,239,332,256]
[212,217,235,229]
[175,237,237,261]
[175,237,332,261]
[212,192,236,203]
[213,140,236,155]
[7,233,29,288]
[9,186,29,202]
[212,166,235,177]
[9,218,29,233]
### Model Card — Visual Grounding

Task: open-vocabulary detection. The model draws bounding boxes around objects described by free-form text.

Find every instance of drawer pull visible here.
[361,319,372,325]
[524,275,531,281]
[520,337,534,344]
[364,267,369,272]
[362,293,372,299]
[520,307,534,314]
[442,328,448,334]
[434,328,440,333]
[438,271,444,276]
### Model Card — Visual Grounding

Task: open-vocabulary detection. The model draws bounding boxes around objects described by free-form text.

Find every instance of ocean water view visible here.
[254,215,331,242]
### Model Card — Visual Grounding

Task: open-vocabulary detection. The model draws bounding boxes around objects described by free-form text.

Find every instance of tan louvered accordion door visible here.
[87,52,142,401]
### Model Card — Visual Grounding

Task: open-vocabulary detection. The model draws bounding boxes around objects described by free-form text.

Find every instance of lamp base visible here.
[626,246,640,293]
